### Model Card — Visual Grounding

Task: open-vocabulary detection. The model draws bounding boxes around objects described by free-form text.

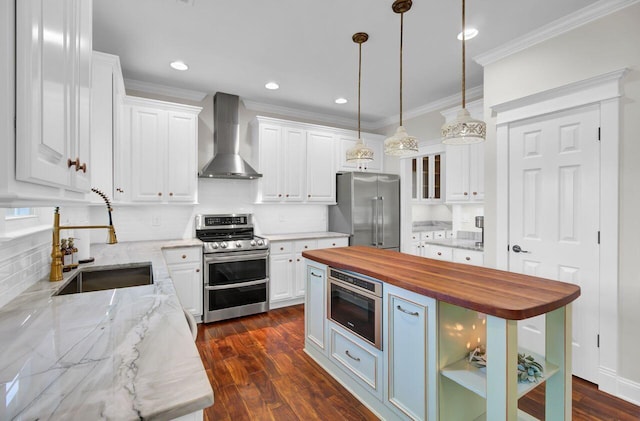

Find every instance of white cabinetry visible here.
[122,97,201,203]
[13,0,92,198]
[163,246,203,320]
[305,263,327,355]
[386,284,437,421]
[90,52,126,203]
[269,235,348,309]
[452,248,484,266]
[306,130,336,202]
[409,234,484,266]
[337,134,384,172]
[445,143,484,202]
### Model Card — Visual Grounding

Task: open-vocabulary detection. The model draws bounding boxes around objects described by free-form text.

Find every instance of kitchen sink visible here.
[56,263,153,296]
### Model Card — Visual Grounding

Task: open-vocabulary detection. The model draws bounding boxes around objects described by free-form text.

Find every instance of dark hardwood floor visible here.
[196,305,640,421]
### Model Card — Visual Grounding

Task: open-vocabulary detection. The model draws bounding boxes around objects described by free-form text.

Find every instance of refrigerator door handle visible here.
[378,196,384,246]
[372,197,378,246]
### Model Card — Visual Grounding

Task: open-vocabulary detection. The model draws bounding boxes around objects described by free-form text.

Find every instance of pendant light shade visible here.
[385,0,418,156]
[442,0,486,145]
[346,32,375,163]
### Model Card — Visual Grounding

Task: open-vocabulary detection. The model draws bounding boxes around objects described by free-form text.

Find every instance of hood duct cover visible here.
[199,92,262,179]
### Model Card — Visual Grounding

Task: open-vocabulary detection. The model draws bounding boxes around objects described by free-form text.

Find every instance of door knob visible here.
[512,245,531,254]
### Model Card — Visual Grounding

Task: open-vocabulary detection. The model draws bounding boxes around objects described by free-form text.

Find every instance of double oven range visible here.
[195,214,269,323]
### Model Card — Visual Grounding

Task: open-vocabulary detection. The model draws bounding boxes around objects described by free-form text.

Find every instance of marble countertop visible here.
[423,238,484,252]
[0,239,213,420]
[411,221,452,232]
[261,231,350,242]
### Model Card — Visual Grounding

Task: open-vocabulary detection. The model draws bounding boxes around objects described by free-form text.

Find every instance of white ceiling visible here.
[93,0,603,127]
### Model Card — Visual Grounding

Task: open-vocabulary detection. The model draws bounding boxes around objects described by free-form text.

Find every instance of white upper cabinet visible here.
[123,97,201,203]
[336,134,384,172]
[442,100,485,203]
[252,116,386,205]
[10,0,93,201]
[409,153,445,204]
[90,52,126,203]
[306,130,335,202]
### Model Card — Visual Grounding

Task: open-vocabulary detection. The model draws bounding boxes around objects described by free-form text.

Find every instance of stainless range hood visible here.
[199,92,262,179]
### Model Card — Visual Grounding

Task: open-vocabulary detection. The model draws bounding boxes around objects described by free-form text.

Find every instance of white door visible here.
[508,104,600,383]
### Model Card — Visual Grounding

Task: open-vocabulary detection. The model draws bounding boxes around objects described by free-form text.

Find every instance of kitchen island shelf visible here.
[473,409,539,421]
[440,348,559,399]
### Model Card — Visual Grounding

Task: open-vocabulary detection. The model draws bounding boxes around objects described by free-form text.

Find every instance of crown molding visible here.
[474,0,640,67]
[124,78,208,102]
[371,85,484,129]
[242,99,367,130]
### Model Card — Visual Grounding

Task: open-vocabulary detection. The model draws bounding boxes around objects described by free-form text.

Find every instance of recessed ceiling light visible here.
[335,98,348,104]
[265,82,279,90]
[170,61,189,71]
[457,28,478,41]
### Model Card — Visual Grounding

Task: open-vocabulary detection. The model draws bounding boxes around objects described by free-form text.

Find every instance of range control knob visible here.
[212,242,219,249]
[221,242,228,249]
[236,241,242,248]
[250,240,256,247]
[257,239,264,246]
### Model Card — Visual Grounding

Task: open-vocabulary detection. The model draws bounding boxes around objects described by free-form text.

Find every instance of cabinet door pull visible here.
[464,192,468,196]
[310,272,322,278]
[76,162,87,173]
[308,194,311,198]
[465,256,471,261]
[278,194,282,197]
[397,305,419,317]
[286,194,289,197]
[437,252,442,256]
[195,268,200,272]
[288,259,292,263]
[296,258,300,262]
[169,192,174,196]
[345,350,360,362]
[182,254,187,259]
[472,192,477,195]
[158,192,163,196]
[67,157,80,169]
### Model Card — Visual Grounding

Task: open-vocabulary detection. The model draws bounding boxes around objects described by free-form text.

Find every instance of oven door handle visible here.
[205,279,268,291]
[204,251,269,264]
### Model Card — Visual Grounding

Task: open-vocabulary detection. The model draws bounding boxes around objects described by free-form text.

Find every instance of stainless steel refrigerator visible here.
[329,172,400,251]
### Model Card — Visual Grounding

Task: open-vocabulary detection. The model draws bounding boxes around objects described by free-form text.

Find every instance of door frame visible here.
[491,68,627,396]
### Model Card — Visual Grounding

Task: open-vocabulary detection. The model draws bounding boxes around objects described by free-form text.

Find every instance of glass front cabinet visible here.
[411,153,444,203]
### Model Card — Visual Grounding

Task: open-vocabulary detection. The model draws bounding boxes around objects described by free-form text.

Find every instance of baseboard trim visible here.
[598,366,640,406]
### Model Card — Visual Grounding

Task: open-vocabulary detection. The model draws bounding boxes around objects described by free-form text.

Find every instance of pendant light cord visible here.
[461,0,466,109]
[358,40,362,139]
[399,12,404,126]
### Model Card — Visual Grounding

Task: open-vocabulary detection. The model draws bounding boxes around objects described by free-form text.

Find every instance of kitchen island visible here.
[0,240,213,420]
[302,246,580,421]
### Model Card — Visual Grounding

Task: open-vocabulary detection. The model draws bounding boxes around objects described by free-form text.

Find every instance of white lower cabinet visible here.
[163,246,203,321]
[386,289,436,421]
[424,245,453,261]
[305,264,327,354]
[452,248,484,266]
[269,235,347,309]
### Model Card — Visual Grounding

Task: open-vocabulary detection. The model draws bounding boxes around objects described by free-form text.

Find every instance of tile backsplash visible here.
[0,229,50,309]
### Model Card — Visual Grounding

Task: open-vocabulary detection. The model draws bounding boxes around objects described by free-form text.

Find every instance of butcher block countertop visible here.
[302,246,580,320]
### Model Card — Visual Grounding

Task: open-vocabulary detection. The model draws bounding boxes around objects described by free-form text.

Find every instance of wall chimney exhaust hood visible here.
[199,92,262,179]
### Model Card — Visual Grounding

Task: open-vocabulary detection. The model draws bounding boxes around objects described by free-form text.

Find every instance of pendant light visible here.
[441,0,486,144]
[346,32,375,163]
[385,0,418,156]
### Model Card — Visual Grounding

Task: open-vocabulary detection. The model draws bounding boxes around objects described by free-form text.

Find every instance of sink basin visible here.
[56,263,153,296]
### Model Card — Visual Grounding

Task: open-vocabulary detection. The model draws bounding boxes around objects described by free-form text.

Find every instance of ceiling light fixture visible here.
[170,61,189,71]
[335,98,348,104]
[442,0,486,145]
[265,82,279,90]
[457,28,478,41]
[385,0,419,156]
[346,32,374,164]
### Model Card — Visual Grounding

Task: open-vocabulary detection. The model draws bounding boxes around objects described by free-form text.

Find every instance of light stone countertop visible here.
[261,231,350,242]
[423,238,484,252]
[0,239,213,420]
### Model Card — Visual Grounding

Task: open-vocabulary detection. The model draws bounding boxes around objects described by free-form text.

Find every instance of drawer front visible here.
[426,245,453,261]
[446,230,454,239]
[453,249,484,266]
[421,231,434,241]
[295,239,318,253]
[330,327,379,391]
[410,232,420,242]
[433,230,446,240]
[317,237,348,249]
[163,247,201,264]
[271,241,293,255]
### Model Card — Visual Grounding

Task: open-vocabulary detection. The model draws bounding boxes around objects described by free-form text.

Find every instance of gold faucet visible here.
[49,189,118,281]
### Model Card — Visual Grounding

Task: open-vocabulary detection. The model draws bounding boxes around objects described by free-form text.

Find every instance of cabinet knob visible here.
[280,247,284,251]
[278,194,282,197]
[304,245,308,249]
[182,254,187,259]
[67,157,80,170]
[464,192,468,196]
[472,192,477,196]
[296,258,300,262]
[169,192,174,196]
[76,162,87,173]
[437,252,442,256]
[308,194,311,198]
[158,192,163,196]
[116,188,124,193]
[466,257,471,261]
[196,268,200,272]
[288,259,292,263]
[332,243,336,246]
[286,194,289,197]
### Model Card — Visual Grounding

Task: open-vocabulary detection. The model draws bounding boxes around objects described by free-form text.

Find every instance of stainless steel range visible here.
[195,214,269,323]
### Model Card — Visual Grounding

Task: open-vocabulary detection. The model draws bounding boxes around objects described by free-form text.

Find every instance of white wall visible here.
[483,4,640,385]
